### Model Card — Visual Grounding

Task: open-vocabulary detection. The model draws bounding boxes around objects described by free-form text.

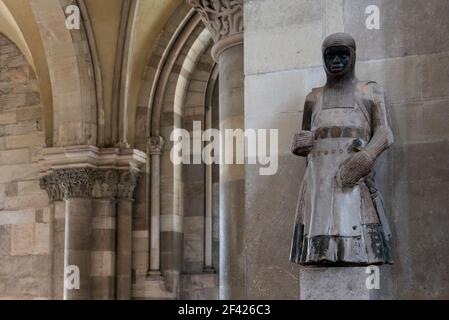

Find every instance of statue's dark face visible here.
[324,46,351,74]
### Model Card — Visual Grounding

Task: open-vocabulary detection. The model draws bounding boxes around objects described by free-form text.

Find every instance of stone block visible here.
[245,155,303,299]
[183,216,205,273]
[32,255,52,277]
[4,194,49,210]
[16,105,42,122]
[11,223,34,256]
[34,223,50,255]
[421,53,449,99]
[0,225,11,256]
[90,251,114,277]
[0,149,31,165]
[245,0,326,75]
[0,209,36,226]
[357,56,421,104]
[390,100,449,144]
[180,274,219,300]
[324,0,344,35]
[0,111,17,125]
[245,67,325,117]
[5,182,18,197]
[0,164,40,184]
[344,0,449,61]
[245,111,301,156]
[4,133,43,149]
[18,180,43,195]
[386,180,449,298]
[391,140,449,183]
[300,267,373,300]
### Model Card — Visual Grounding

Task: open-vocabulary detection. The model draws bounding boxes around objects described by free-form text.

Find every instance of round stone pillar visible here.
[188,0,245,300]
[39,146,147,300]
[116,170,139,300]
[39,174,65,299]
[55,168,96,300]
[148,136,164,276]
[91,170,118,300]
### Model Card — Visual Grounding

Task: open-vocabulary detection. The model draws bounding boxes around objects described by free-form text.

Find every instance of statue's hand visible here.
[291,131,314,156]
[337,150,374,187]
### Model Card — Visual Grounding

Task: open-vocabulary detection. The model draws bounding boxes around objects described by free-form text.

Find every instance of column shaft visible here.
[52,200,65,299]
[204,105,214,270]
[64,198,93,300]
[218,44,245,299]
[149,150,162,274]
[91,198,116,299]
[116,199,133,299]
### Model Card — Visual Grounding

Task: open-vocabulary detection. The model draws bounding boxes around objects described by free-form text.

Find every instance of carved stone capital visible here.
[93,169,119,199]
[40,173,64,202]
[116,170,139,200]
[53,168,96,199]
[148,136,165,155]
[187,0,243,60]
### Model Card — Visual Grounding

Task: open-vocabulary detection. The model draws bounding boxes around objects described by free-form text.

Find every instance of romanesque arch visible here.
[132,2,219,299]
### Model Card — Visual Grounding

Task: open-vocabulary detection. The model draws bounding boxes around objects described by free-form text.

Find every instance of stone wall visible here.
[180,47,219,300]
[244,0,449,299]
[0,34,49,299]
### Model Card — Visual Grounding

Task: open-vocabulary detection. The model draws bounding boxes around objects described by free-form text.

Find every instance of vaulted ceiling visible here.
[0,0,182,146]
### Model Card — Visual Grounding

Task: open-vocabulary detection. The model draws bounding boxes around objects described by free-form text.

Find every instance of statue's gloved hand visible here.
[291,131,314,156]
[337,150,374,187]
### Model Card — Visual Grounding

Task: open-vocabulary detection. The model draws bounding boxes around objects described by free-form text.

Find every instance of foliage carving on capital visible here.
[148,136,165,155]
[40,173,64,202]
[93,169,119,199]
[187,0,243,43]
[54,168,96,199]
[117,170,140,200]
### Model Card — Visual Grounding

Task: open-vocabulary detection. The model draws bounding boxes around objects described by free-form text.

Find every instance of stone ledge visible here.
[38,145,147,173]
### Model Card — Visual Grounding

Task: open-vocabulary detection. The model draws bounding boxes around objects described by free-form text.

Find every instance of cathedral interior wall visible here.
[244,0,449,299]
[0,34,50,299]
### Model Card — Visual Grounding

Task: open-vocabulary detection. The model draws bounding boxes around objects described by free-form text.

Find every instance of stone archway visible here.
[131,2,223,299]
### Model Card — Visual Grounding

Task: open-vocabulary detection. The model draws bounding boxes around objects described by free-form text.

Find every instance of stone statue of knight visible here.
[290,33,394,266]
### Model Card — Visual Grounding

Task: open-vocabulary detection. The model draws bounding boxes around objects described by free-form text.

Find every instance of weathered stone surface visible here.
[245,0,326,74]
[183,216,205,273]
[180,273,218,300]
[245,155,303,299]
[0,210,36,226]
[390,100,449,145]
[300,267,372,300]
[344,0,449,61]
[421,53,449,99]
[11,224,34,256]
[357,56,421,104]
[0,149,31,165]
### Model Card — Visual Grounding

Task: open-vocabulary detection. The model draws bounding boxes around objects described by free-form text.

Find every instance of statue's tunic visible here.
[290,81,393,266]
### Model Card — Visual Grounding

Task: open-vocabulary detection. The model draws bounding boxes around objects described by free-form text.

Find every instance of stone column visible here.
[39,146,147,300]
[116,170,139,299]
[91,170,118,300]
[55,168,96,300]
[148,136,164,276]
[188,0,245,299]
[204,104,214,272]
[39,174,65,300]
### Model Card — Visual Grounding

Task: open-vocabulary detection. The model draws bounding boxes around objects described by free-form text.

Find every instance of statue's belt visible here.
[314,126,370,141]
